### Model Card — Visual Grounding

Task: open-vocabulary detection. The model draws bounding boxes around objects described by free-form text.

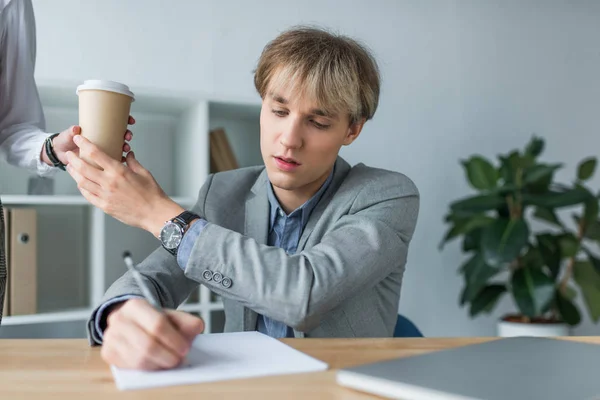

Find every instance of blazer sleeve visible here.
[182,173,420,332]
[85,175,213,344]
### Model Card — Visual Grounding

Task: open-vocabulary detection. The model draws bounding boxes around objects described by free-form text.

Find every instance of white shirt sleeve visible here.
[0,0,55,176]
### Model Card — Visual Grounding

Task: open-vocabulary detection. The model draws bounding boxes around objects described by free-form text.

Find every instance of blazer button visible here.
[202,270,213,281]
[221,277,232,289]
[212,272,223,283]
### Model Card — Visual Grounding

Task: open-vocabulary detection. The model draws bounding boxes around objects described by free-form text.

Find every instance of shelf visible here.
[1,302,224,327]
[1,308,92,326]
[1,195,88,205]
[1,195,196,207]
[0,82,259,336]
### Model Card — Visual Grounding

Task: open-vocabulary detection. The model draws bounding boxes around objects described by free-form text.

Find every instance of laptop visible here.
[336,336,600,400]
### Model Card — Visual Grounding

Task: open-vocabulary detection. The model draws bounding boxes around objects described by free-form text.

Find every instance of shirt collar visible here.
[267,167,335,228]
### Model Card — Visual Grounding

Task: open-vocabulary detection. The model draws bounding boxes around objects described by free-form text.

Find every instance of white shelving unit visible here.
[0,81,262,336]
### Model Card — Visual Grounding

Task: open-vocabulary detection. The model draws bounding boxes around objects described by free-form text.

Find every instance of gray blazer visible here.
[87,157,419,343]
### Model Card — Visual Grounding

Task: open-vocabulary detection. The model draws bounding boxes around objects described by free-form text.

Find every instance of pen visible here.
[122,251,191,367]
[122,251,162,311]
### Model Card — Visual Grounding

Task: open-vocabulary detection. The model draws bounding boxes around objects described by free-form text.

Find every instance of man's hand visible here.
[41,116,135,167]
[101,298,204,370]
[65,136,184,236]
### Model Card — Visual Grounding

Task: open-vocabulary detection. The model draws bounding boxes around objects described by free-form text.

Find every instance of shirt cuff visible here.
[176,219,208,271]
[92,294,140,344]
[31,134,57,177]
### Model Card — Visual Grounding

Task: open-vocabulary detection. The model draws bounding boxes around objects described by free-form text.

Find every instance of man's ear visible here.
[343,119,366,146]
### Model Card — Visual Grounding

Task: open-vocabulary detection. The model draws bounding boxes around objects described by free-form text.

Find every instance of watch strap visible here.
[162,211,200,256]
[44,133,66,171]
[173,211,200,230]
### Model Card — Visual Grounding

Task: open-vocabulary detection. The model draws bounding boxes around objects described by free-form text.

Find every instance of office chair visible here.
[393,314,423,337]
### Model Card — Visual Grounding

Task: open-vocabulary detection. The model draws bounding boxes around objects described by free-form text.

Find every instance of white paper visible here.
[111,331,329,390]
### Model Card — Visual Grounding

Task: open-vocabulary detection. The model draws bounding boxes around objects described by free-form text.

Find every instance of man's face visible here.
[260,83,363,205]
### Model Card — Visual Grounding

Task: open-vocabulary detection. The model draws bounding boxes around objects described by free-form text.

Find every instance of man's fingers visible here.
[120,299,190,358]
[72,135,115,170]
[166,310,205,341]
[79,187,103,208]
[66,156,102,196]
[66,151,103,184]
[61,125,80,138]
[109,315,181,370]
[124,151,147,176]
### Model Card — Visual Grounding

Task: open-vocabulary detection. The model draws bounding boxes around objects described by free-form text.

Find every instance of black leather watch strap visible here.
[174,211,200,231]
[161,211,200,256]
[44,133,66,171]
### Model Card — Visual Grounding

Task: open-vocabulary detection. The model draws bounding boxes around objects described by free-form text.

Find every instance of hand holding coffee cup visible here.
[76,80,135,169]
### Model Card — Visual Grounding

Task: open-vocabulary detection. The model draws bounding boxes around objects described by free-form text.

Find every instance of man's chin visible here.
[266,170,301,191]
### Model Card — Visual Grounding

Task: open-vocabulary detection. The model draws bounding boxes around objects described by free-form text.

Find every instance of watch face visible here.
[160,222,183,249]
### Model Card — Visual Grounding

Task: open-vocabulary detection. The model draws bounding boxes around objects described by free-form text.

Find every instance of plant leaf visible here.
[577,157,597,181]
[558,233,579,259]
[461,156,499,190]
[459,253,499,305]
[462,228,483,252]
[450,195,506,215]
[522,187,593,209]
[536,234,562,279]
[582,248,600,276]
[520,245,544,269]
[555,289,581,326]
[525,136,545,158]
[573,260,600,323]
[584,199,600,224]
[469,284,506,317]
[564,285,578,300]
[499,152,519,185]
[523,163,562,185]
[481,219,530,268]
[439,215,495,249]
[533,207,563,228]
[573,215,600,241]
[511,268,555,318]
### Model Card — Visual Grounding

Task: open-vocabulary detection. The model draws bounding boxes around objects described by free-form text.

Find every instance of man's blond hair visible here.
[254,26,380,124]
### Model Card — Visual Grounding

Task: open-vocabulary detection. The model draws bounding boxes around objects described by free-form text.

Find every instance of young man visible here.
[68,27,420,371]
[0,0,134,325]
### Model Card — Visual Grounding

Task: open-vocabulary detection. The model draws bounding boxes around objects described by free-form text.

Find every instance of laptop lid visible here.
[337,337,600,400]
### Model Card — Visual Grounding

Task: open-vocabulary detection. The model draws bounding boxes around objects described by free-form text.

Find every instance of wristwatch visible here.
[159,211,200,256]
[44,133,66,171]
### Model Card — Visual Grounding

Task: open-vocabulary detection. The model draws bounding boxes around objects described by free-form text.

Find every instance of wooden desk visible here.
[2,336,599,399]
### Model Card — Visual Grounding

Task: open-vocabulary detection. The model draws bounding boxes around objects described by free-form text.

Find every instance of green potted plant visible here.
[440,136,600,336]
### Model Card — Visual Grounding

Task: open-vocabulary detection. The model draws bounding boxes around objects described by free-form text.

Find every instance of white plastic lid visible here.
[76,80,135,101]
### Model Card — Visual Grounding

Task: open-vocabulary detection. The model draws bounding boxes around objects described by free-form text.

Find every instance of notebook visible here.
[336,336,600,400]
[111,331,328,390]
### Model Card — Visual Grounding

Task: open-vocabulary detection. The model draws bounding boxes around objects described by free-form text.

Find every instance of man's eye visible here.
[272,109,287,117]
[312,121,330,130]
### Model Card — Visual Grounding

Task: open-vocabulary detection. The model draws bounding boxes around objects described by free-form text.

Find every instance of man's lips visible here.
[274,156,301,165]
[274,156,301,171]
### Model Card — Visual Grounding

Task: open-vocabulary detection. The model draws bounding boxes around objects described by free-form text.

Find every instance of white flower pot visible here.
[497,318,570,337]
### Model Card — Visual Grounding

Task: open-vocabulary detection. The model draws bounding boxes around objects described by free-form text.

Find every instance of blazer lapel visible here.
[242,170,270,331]
[297,157,351,250]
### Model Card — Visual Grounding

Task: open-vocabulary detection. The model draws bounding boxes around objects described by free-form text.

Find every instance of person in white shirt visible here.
[0,0,133,324]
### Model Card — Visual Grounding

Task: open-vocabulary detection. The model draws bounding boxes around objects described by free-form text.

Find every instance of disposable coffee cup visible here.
[76,80,135,168]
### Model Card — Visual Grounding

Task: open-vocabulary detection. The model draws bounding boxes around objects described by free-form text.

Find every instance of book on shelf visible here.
[2,206,8,317]
[3,207,38,317]
[209,128,239,173]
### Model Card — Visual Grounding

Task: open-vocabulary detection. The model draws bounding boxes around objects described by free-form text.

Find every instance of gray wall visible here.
[8,0,600,337]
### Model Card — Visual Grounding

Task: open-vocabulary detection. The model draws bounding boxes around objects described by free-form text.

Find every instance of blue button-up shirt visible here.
[256,170,334,337]
[182,168,333,338]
